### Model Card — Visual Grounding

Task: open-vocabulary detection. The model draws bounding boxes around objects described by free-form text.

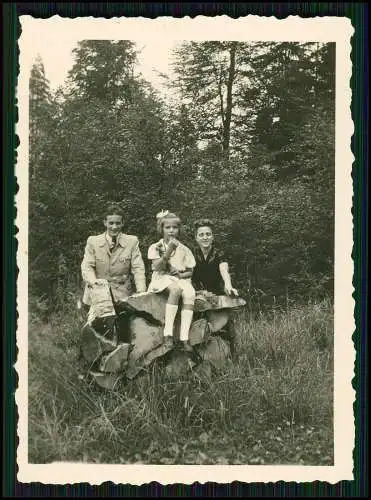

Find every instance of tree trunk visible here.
[222,43,237,157]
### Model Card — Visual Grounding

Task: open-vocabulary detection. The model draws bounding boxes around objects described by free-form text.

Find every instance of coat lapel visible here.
[98,233,111,256]
[110,234,126,264]
[117,233,127,249]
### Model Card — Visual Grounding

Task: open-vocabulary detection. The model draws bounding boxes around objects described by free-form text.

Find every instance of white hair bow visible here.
[156,209,169,219]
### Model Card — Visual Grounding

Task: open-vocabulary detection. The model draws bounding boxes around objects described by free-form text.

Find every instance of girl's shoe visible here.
[163,336,174,348]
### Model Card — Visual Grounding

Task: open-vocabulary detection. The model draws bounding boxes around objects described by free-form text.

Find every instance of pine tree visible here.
[236,42,333,178]
[66,40,138,106]
[29,55,53,179]
[172,41,246,159]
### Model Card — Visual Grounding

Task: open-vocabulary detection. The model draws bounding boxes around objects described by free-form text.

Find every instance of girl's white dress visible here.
[147,239,196,294]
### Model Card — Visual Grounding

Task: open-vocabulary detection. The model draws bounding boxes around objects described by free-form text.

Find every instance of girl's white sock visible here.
[179,309,194,341]
[164,304,178,337]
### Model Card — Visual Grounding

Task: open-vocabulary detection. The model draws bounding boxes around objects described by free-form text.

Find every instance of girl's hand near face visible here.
[167,238,180,251]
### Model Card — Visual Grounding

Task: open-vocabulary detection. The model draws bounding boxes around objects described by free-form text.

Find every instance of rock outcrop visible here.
[80,289,246,388]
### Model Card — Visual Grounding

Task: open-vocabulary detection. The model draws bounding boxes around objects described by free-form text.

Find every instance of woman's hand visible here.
[224,285,239,297]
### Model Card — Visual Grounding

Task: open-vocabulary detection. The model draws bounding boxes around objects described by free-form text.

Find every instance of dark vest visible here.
[192,245,226,295]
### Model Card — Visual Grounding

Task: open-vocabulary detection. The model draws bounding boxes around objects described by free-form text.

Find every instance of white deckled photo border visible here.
[15,15,355,485]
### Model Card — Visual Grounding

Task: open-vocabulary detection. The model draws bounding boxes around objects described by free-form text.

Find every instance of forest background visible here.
[29,40,335,314]
[27,40,335,465]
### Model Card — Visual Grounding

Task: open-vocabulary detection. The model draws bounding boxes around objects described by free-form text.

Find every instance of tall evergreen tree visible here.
[66,40,138,106]
[236,42,333,177]
[172,41,246,158]
[29,55,51,119]
[29,55,53,179]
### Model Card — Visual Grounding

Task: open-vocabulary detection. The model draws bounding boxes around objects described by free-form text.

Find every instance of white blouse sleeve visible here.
[148,243,160,260]
[184,247,196,269]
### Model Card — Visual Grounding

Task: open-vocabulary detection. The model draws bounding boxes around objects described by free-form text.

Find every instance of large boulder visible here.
[195,336,232,371]
[119,291,246,323]
[164,351,197,379]
[81,289,246,386]
[206,310,230,333]
[81,322,117,364]
[120,293,167,324]
[189,318,211,346]
[126,317,164,379]
[99,343,130,373]
[194,292,246,312]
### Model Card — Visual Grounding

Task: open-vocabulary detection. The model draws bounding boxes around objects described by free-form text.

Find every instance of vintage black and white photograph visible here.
[16,16,354,484]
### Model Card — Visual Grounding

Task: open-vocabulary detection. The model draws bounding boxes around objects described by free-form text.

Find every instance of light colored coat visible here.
[81,232,146,305]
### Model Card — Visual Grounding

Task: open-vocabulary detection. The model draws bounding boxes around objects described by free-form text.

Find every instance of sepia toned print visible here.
[16,15,354,484]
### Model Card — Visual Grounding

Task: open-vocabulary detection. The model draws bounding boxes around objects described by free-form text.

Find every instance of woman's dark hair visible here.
[104,203,125,220]
[194,218,214,235]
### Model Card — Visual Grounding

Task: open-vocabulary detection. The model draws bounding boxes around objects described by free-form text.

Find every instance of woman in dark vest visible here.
[192,219,239,297]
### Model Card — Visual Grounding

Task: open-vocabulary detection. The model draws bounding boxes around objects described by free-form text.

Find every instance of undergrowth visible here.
[28,298,334,465]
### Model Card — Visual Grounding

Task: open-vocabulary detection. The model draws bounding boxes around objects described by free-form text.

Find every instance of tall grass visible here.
[28,298,333,465]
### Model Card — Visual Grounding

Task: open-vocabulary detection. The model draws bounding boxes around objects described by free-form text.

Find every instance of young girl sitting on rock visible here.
[147,211,196,352]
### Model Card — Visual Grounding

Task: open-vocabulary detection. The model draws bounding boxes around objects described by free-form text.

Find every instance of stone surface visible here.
[119,292,246,325]
[126,317,164,379]
[142,343,173,367]
[206,310,230,333]
[195,336,232,371]
[164,351,197,378]
[81,323,117,364]
[129,316,163,353]
[195,293,246,312]
[192,361,213,379]
[189,318,210,346]
[81,290,246,386]
[120,293,167,324]
[99,343,130,373]
[91,315,118,343]
[126,342,174,380]
[125,362,144,380]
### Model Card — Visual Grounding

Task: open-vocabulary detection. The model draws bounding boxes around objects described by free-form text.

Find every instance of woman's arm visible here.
[219,262,239,296]
[178,268,193,279]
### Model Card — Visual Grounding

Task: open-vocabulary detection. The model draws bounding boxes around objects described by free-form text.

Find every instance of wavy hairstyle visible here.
[103,203,125,220]
[193,218,214,236]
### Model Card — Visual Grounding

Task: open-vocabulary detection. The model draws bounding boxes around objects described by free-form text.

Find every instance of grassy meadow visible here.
[28,298,334,465]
